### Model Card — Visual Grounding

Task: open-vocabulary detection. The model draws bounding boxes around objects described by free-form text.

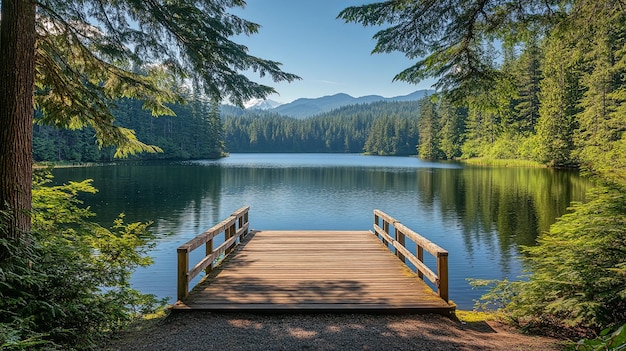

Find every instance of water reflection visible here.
[52,154,590,308]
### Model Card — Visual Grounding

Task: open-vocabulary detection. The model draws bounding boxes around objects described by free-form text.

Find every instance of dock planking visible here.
[172,229,455,313]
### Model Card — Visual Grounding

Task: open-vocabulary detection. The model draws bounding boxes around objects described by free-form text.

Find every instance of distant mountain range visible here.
[241,89,434,119]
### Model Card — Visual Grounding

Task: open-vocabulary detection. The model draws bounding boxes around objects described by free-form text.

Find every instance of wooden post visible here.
[395,227,405,263]
[226,223,236,254]
[224,224,231,253]
[437,252,449,302]
[373,213,379,240]
[383,220,390,246]
[238,215,244,235]
[205,237,213,274]
[177,248,189,301]
[417,246,424,279]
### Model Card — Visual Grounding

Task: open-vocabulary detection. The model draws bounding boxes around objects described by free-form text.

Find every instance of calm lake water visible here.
[51,153,591,309]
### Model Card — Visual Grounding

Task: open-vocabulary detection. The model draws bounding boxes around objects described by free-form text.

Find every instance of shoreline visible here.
[99,311,565,351]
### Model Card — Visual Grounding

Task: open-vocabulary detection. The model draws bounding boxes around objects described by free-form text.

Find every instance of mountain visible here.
[244,98,282,110]
[271,89,433,118]
[230,89,434,119]
[388,90,434,102]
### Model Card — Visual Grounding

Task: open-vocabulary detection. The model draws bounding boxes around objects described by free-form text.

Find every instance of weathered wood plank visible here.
[394,222,448,257]
[172,230,455,314]
[188,234,238,280]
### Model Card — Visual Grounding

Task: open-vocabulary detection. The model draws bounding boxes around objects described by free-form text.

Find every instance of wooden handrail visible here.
[373,209,449,302]
[177,206,250,301]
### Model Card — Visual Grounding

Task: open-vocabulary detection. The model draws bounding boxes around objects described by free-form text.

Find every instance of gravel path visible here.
[100,312,564,350]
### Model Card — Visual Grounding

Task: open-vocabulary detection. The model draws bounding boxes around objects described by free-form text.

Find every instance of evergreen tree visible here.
[1,0,298,261]
[0,0,37,243]
[338,0,557,96]
[364,116,395,155]
[534,33,582,167]
[206,100,226,157]
[438,97,466,160]
[573,0,626,184]
[417,97,441,159]
[514,41,543,135]
[461,89,502,158]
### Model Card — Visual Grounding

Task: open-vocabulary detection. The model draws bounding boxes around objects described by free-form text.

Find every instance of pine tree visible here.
[573,0,626,184]
[338,0,557,96]
[461,88,503,158]
[514,41,543,134]
[206,100,226,158]
[417,97,441,159]
[0,0,37,242]
[438,97,466,160]
[1,0,299,252]
[534,33,582,167]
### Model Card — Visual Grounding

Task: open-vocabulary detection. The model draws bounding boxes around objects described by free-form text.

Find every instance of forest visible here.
[33,97,225,162]
[2,0,626,350]
[33,99,422,160]
[222,101,420,154]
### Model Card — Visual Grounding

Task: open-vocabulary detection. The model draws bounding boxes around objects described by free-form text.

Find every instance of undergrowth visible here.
[0,171,165,350]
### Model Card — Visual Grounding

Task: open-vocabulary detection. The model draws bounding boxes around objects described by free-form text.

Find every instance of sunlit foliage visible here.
[0,172,162,349]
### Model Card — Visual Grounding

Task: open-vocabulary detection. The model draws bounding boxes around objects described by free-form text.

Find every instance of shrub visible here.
[0,171,163,350]
[472,185,626,336]
[569,324,626,351]
[514,185,626,330]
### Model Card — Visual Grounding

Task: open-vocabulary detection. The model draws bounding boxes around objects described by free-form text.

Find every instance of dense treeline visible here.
[35,99,422,161]
[410,17,624,182]
[223,100,420,154]
[33,97,225,162]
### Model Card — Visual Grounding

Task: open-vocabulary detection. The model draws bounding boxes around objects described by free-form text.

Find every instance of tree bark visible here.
[0,0,37,252]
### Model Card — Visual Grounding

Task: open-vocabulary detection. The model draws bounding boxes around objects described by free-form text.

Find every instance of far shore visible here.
[34,162,114,169]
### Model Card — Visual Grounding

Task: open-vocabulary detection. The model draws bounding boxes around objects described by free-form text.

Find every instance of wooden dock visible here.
[172,208,455,314]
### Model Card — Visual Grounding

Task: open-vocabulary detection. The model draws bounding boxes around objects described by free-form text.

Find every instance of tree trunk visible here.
[0,0,37,253]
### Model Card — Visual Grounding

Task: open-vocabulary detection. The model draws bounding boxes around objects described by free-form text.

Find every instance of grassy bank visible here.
[462,157,548,168]
[33,161,112,169]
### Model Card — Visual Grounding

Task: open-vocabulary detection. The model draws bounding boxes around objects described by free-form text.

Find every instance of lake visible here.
[51,153,591,309]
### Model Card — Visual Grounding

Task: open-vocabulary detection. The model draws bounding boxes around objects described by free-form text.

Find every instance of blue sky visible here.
[232,1,435,103]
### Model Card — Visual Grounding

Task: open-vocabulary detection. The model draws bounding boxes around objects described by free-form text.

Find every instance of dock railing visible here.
[177,206,250,300]
[373,209,449,302]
